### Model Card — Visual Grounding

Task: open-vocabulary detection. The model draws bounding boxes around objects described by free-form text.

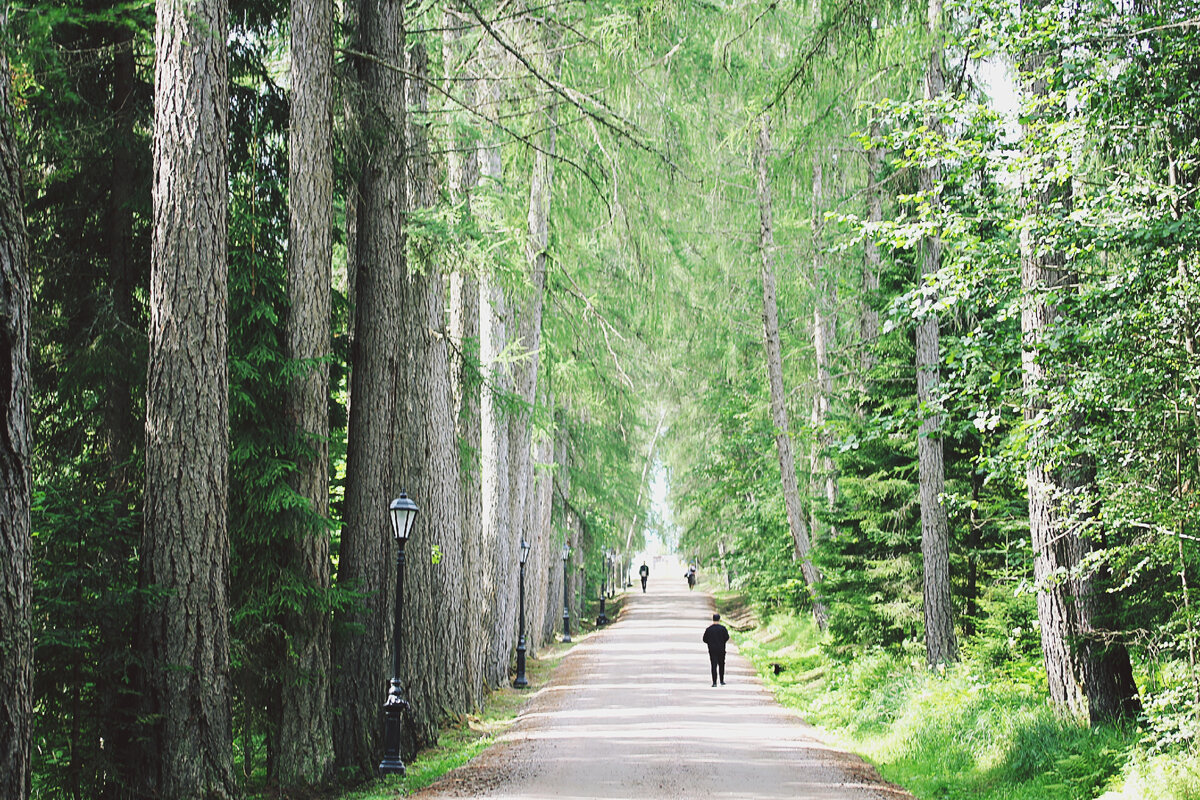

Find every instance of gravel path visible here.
[412,578,912,799]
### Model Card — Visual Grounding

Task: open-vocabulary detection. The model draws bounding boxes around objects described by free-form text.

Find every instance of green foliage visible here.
[739,610,1139,800]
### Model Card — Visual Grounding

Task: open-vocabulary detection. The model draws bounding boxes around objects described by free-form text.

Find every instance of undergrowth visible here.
[720,598,1200,800]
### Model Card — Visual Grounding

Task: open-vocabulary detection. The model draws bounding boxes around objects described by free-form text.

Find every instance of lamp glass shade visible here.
[389,493,419,541]
[520,539,531,564]
[561,542,570,561]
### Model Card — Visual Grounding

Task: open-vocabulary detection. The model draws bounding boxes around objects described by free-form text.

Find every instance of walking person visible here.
[639,562,649,592]
[703,613,730,686]
[686,563,697,590]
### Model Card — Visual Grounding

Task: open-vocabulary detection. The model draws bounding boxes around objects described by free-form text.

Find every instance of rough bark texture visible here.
[810,153,837,539]
[479,62,517,688]
[279,0,336,784]
[445,1,486,709]
[332,0,406,775]
[860,129,882,384]
[516,14,562,658]
[754,117,827,628]
[0,32,33,800]
[917,0,959,668]
[139,0,236,795]
[1019,0,1139,722]
[396,36,473,750]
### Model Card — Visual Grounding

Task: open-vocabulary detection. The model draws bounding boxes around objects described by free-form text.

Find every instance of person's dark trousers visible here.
[640,576,647,592]
[709,652,725,685]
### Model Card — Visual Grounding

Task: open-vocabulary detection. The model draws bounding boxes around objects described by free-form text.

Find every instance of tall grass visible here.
[729,607,1199,800]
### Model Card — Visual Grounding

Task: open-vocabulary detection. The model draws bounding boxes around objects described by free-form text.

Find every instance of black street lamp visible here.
[561,543,571,642]
[513,539,532,688]
[379,492,419,777]
[596,550,610,625]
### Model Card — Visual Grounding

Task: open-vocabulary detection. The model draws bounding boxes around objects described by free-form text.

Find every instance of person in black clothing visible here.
[639,562,649,592]
[702,613,730,686]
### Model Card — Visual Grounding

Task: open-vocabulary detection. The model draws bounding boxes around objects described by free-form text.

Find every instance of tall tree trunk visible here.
[1019,0,1139,722]
[0,27,33,798]
[396,33,472,749]
[754,115,827,628]
[332,0,406,774]
[138,0,236,794]
[810,151,837,539]
[508,8,561,659]
[479,58,517,688]
[279,0,335,783]
[859,126,883,387]
[917,0,958,668]
[445,0,486,709]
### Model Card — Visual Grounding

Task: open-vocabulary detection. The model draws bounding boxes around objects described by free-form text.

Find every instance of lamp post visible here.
[379,493,419,776]
[561,543,572,642]
[577,564,584,623]
[596,550,610,625]
[513,539,531,688]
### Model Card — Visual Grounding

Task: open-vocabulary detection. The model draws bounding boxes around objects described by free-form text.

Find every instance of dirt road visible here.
[413,577,911,799]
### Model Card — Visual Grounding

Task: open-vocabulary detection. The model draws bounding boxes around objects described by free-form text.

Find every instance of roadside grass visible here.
[713,592,1198,800]
[249,593,627,800]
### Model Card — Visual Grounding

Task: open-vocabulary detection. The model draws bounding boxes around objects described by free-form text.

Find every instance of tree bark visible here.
[332,0,406,775]
[859,127,883,387]
[810,152,837,540]
[508,9,560,660]
[395,33,473,749]
[917,0,959,668]
[445,0,486,709]
[479,56,517,688]
[0,27,33,798]
[1019,0,1139,722]
[138,0,236,794]
[754,115,827,628]
[279,0,336,783]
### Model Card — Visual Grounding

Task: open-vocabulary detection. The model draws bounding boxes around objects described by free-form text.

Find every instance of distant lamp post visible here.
[596,550,610,625]
[379,492,419,776]
[561,543,572,642]
[578,564,585,621]
[513,539,532,688]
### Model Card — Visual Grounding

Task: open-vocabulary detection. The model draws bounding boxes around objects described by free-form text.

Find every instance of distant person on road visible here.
[703,613,730,686]
[685,564,697,590]
[639,562,649,592]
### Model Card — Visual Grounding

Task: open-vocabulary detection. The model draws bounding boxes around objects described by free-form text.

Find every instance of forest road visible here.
[411,578,912,800]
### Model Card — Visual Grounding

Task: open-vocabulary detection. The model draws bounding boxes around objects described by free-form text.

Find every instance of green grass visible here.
[335,636,579,800]
[279,594,628,800]
[713,593,1200,800]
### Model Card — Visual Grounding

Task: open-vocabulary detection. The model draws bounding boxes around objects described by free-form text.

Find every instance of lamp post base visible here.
[378,689,408,776]
[513,636,529,688]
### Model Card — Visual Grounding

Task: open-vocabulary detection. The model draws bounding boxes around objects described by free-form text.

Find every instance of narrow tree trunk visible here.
[279,0,335,783]
[445,0,486,709]
[754,115,827,628]
[917,0,958,668]
[860,127,883,386]
[139,0,236,794]
[479,62,517,687]
[1019,0,1138,721]
[510,10,561,658]
[0,28,33,798]
[810,152,838,539]
[332,0,406,774]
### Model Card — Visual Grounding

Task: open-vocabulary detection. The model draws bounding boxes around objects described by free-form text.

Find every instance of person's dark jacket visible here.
[703,623,730,655]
